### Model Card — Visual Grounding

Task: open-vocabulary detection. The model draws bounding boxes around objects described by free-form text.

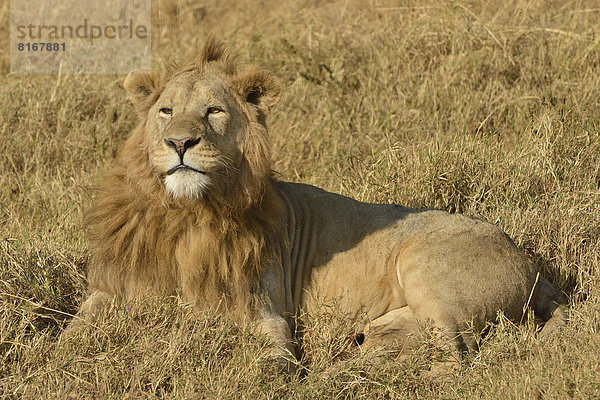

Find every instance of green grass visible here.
[1,0,600,398]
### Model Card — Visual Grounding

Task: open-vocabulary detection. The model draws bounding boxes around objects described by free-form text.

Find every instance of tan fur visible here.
[69,40,567,370]
[83,39,284,319]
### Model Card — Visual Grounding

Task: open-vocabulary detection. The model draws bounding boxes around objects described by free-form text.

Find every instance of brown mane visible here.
[85,40,284,319]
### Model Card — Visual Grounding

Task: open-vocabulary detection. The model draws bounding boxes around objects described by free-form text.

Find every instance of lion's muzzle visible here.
[166,164,206,175]
[164,137,201,159]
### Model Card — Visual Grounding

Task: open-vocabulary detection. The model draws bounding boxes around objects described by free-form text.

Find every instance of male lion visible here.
[69,39,566,369]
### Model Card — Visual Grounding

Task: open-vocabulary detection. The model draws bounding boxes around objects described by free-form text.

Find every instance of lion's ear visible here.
[123,70,165,118]
[233,69,282,112]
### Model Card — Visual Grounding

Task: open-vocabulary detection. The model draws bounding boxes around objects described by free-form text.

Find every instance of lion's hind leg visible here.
[363,306,477,352]
[362,306,478,375]
[320,306,422,373]
[532,276,568,338]
[363,306,423,352]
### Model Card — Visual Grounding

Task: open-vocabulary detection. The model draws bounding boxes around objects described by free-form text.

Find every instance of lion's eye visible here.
[207,107,223,115]
[159,107,173,115]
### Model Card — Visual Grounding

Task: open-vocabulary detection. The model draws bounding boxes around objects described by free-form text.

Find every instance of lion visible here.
[68,39,567,370]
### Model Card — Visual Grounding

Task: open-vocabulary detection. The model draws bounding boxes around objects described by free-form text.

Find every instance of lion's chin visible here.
[164,170,211,199]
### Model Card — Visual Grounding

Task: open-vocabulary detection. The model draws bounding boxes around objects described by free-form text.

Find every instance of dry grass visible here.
[2,0,600,398]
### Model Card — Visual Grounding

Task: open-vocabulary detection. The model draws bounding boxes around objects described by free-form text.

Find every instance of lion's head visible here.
[85,40,285,313]
[122,39,282,209]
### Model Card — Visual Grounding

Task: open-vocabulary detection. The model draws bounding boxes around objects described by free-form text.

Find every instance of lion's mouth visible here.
[166,164,206,176]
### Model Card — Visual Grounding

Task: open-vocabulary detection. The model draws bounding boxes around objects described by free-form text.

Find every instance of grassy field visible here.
[1,0,600,398]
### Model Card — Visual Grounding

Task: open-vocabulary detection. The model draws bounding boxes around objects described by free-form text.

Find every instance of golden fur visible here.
[85,40,284,318]
[70,40,567,369]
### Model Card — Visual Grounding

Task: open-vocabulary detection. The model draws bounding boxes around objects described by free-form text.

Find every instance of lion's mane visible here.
[85,41,284,318]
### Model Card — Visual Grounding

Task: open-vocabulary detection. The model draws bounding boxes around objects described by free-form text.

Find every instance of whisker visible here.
[218,155,239,173]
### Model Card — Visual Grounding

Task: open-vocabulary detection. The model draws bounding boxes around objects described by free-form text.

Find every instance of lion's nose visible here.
[164,137,201,158]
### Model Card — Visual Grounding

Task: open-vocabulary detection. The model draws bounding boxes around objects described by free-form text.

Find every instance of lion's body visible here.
[70,40,566,366]
[276,181,535,326]
[269,181,563,352]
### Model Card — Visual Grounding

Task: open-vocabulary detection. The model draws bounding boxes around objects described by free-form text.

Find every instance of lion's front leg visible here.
[254,263,297,374]
[254,308,296,373]
[62,290,113,337]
